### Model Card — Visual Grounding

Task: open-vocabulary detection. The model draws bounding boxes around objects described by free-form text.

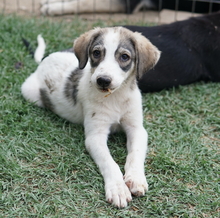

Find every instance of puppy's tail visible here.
[22,34,46,64]
[34,34,46,64]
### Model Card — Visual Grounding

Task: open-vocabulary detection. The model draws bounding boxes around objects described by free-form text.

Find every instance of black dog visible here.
[125,12,220,92]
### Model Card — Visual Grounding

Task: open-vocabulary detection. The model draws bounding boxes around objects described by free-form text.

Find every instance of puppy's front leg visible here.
[84,117,132,208]
[122,120,148,196]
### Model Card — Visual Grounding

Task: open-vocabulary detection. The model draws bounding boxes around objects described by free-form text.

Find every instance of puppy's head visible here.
[74,27,160,94]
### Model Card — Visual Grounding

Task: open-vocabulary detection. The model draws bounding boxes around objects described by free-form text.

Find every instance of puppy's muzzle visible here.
[97,76,112,90]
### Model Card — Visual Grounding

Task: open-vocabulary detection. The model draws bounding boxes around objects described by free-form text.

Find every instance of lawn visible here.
[0,14,219,217]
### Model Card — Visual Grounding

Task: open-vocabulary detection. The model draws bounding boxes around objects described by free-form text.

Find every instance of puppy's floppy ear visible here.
[73,27,101,69]
[132,32,161,79]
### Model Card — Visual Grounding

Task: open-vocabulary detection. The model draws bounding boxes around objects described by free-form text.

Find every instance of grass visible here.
[0,14,219,217]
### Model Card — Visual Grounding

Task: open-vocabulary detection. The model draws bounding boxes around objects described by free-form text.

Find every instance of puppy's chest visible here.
[89,96,131,122]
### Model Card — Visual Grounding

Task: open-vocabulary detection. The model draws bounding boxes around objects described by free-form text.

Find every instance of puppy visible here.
[21,27,160,208]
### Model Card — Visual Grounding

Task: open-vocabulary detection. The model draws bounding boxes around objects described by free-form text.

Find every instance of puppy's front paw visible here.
[124,172,148,196]
[105,180,132,208]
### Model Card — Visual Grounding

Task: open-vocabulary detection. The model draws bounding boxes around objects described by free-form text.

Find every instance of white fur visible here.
[21,27,160,208]
[40,0,155,16]
[41,0,125,15]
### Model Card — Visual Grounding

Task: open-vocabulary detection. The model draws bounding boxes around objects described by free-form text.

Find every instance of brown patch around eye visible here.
[90,45,105,68]
[88,33,105,66]
[115,46,134,72]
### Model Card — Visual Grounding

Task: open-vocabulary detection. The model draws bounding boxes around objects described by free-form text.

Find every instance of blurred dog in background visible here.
[41,0,220,16]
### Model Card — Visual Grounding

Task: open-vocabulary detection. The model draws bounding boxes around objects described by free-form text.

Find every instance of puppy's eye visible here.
[120,54,130,62]
[93,50,101,58]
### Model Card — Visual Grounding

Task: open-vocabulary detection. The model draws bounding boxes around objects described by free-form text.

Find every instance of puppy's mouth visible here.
[100,88,110,93]
[99,88,113,97]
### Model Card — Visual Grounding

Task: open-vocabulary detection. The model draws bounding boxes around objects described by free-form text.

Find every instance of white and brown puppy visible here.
[21,27,160,208]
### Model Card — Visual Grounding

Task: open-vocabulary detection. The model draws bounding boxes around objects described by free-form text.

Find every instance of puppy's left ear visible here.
[133,32,161,79]
[73,28,101,69]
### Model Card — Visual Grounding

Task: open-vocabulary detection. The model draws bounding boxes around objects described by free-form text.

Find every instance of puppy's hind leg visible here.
[21,72,43,107]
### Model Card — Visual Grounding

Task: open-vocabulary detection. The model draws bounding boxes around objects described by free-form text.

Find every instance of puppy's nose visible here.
[97,76,112,88]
